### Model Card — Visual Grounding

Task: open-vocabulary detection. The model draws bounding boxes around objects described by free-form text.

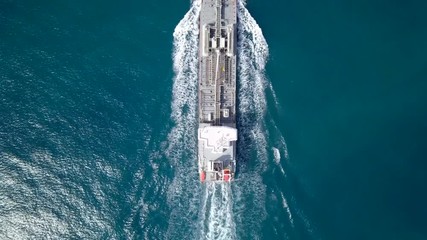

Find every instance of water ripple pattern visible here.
[165,0,202,239]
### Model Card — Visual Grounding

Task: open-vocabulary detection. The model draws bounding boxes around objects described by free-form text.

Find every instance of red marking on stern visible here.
[223,174,230,182]
[200,171,206,182]
[223,169,231,182]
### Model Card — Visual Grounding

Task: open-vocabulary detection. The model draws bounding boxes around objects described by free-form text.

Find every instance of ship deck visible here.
[197,0,237,182]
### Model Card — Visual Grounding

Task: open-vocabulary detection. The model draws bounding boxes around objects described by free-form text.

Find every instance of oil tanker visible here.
[197,0,237,182]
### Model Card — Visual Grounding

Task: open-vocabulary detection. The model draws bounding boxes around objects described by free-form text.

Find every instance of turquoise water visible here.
[1,0,427,239]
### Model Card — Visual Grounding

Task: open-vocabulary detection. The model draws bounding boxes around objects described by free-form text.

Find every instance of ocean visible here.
[1,0,427,239]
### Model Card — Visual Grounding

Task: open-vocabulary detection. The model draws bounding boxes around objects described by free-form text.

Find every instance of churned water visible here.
[1,0,427,239]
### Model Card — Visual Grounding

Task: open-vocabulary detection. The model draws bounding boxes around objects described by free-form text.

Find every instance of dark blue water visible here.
[1,0,427,239]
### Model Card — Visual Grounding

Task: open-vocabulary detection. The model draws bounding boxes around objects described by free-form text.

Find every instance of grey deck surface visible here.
[198,0,237,182]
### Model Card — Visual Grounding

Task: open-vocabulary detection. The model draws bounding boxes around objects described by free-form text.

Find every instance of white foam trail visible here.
[272,147,281,164]
[168,0,200,150]
[275,126,290,160]
[165,1,202,239]
[269,81,281,109]
[166,1,236,239]
[237,6,268,121]
[204,183,236,240]
[272,147,287,176]
[280,192,295,228]
[166,0,200,188]
[230,2,271,237]
[236,0,269,169]
[166,0,306,239]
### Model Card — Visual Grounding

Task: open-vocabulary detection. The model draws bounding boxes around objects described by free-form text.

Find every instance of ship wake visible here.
[165,1,202,239]
[199,183,236,239]
[166,0,296,239]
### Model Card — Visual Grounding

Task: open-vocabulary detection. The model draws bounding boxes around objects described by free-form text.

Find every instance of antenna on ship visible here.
[215,0,222,39]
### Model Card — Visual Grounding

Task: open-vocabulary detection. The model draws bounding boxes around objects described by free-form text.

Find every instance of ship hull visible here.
[197,0,237,182]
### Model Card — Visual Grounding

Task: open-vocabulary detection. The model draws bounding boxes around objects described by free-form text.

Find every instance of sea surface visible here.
[1,0,427,239]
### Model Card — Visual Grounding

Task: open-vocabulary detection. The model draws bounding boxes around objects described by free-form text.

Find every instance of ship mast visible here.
[215,0,222,39]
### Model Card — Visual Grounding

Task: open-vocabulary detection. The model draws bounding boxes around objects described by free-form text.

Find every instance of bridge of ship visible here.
[198,125,236,181]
